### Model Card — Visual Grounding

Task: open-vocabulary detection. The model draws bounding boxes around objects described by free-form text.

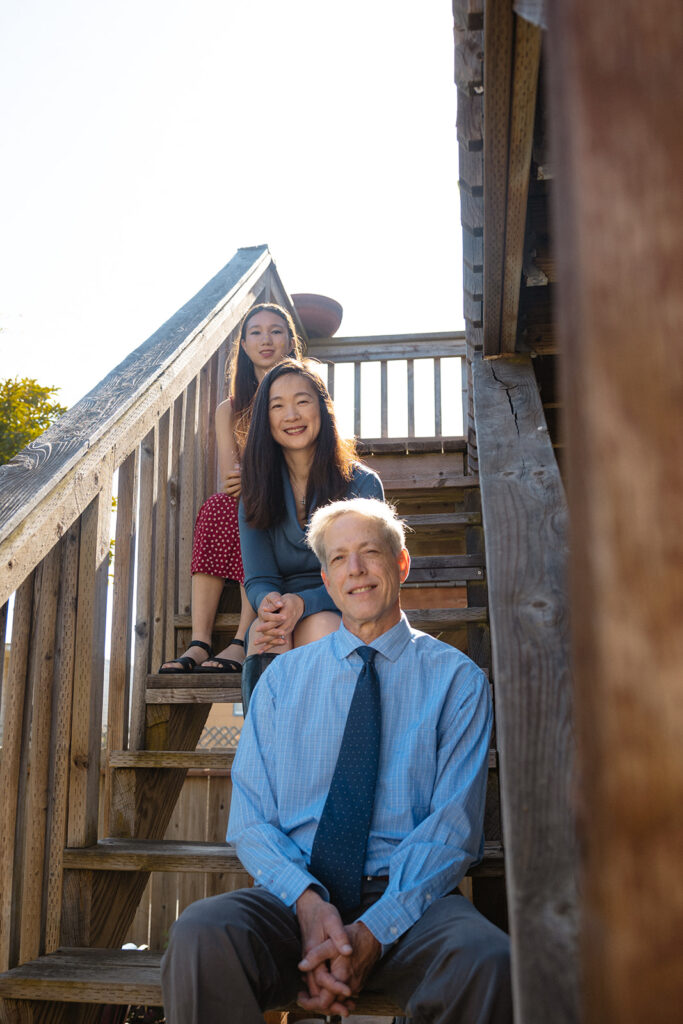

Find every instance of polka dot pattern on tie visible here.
[190,492,245,583]
[309,646,381,911]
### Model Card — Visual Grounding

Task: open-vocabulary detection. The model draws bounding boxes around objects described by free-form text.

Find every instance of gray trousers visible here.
[160,882,512,1024]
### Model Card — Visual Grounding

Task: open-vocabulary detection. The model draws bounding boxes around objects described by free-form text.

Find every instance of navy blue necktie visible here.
[309,646,381,911]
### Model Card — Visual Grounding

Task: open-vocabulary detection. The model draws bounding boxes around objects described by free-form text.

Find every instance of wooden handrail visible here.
[0,245,292,607]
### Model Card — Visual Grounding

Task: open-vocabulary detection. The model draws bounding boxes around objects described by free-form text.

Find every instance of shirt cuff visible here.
[358,891,428,947]
[253,860,328,909]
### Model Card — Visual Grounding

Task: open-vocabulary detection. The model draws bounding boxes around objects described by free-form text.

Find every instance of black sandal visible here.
[158,639,213,674]
[194,638,245,674]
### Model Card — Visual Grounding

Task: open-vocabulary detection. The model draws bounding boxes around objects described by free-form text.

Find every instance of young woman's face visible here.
[268,374,322,453]
[241,310,292,375]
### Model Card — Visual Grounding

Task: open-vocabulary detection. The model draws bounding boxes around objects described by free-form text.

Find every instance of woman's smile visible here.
[268,373,322,451]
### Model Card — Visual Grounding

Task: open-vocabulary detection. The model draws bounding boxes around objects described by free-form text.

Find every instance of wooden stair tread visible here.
[403,512,482,527]
[0,948,402,1012]
[61,838,503,876]
[357,437,468,455]
[63,838,248,873]
[0,948,162,1004]
[172,607,488,635]
[109,749,235,769]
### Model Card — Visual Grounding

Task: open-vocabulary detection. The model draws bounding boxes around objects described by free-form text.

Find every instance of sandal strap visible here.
[189,639,214,657]
[231,638,245,648]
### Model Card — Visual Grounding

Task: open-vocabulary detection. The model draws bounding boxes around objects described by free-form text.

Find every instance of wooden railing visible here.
[0,245,296,973]
[309,332,467,441]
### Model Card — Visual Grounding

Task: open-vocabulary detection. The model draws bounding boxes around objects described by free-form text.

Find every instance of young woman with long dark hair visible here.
[238,358,384,707]
[160,304,303,673]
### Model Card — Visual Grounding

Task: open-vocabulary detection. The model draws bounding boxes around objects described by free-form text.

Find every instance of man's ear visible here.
[397,548,411,584]
[321,567,330,592]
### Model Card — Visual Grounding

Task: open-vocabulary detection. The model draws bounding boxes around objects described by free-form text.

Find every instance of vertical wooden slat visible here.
[433,357,442,437]
[44,521,80,953]
[178,381,198,617]
[166,396,183,660]
[67,474,113,849]
[106,450,138,760]
[380,360,388,438]
[499,18,542,352]
[546,2,683,1020]
[196,364,209,508]
[407,359,415,437]
[18,544,62,962]
[461,356,469,445]
[205,351,219,496]
[129,432,155,751]
[326,362,335,401]
[0,575,34,970]
[151,412,171,673]
[353,362,361,438]
[483,0,514,356]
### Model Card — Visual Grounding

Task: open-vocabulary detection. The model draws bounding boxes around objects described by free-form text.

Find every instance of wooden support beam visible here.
[472,353,578,1024]
[545,2,683,1020]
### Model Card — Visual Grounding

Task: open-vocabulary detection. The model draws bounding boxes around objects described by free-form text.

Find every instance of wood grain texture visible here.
[43,524,80,955]
[307,332,466,363]
[472,354,578,1024]
[360,454,472,491]
[0,576,34,971]
[483,0,514,355]
[62,839,248,874]
[109,750,235,770]
[500,17,542,353]
[545,2,683,1019]
[19,546,62,963]
[129,433,155,751]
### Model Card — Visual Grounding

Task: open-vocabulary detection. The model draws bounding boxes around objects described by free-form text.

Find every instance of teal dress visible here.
[238,463,384,619]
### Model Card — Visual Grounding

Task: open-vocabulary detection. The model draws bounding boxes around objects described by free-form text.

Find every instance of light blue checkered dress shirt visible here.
[227,613,492,947]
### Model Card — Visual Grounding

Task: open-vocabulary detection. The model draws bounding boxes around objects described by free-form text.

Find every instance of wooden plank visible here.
[0,246,274,605]
[129,432,155,751]
[146,687,242,705]
[403,512,481,528]
[105,450,138,807]
[67,480,113,850]
[380,360,388,438]
[0,575,34,971]
[360,453,473,491]
[482,0,514,356]
[151,411,171,673]
[19,545,62,963]
[0,948,163,1005]
[545,3,683,1020]
[472,354,578,1023]
[165,394,183,659]
[433,357,442,437]
[307,333,466,363]
[500,17,542,353]
[62,839,247,874]
[456,89,482,149]
[406,359,415,438]
[357,438,467,454]
[43,523,80,954]
[177,381,197,617]
[0,602,7,704]
[109,750,235,770]
[353,362,361,438]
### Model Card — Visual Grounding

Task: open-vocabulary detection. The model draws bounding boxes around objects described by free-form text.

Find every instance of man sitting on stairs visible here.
[161,497,511,1024]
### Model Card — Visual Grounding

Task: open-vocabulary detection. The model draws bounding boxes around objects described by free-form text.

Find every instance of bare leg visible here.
[293,610,341,647]
[203,585,257,668]
[160,572,225,670]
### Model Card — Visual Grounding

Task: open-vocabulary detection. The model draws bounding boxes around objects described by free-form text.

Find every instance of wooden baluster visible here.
[178,380,198,623]
[381,360,388,438]
[166,395,183,661]
[326,361,335,401]
[130,431,155,751]
[19,543,62,962]
[151,411,171,676]
[434,357,442,437]
[67,477,113,850]
[44,522,80,953]
[407,358,415,437]
[106,451,138,762]
[0,574,34,970]
[354,362,361,438]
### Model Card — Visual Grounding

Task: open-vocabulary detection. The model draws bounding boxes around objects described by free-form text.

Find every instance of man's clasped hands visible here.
[295,888,381,1018]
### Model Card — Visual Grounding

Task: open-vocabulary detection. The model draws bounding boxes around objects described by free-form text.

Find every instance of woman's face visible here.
[268,373,322,453]
[241,310,292,376]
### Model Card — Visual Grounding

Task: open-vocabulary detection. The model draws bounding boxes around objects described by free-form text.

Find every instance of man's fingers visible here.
[297,991,351,1018]
[299,937,352,972]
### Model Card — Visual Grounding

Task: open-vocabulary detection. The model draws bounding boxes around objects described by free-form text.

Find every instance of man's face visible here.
[321,513,410,640]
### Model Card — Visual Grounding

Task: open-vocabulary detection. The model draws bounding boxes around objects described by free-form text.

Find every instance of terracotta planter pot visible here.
[291,293,343,338]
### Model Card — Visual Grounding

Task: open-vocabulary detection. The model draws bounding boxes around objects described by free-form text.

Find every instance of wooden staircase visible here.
[0,432,505,1021]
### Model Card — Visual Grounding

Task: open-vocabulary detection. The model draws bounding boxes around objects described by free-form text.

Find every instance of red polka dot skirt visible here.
[190,492,245,584]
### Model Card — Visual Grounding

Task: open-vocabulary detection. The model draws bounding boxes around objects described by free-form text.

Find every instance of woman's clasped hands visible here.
[251,591,305,653]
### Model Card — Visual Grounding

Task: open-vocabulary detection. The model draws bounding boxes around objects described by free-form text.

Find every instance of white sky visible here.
[0,0,464,410]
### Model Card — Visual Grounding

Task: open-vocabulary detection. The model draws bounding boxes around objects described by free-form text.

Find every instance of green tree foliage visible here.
[0,377,67,466]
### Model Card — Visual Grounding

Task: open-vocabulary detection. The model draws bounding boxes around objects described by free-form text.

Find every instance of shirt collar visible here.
[331,612,413,665]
